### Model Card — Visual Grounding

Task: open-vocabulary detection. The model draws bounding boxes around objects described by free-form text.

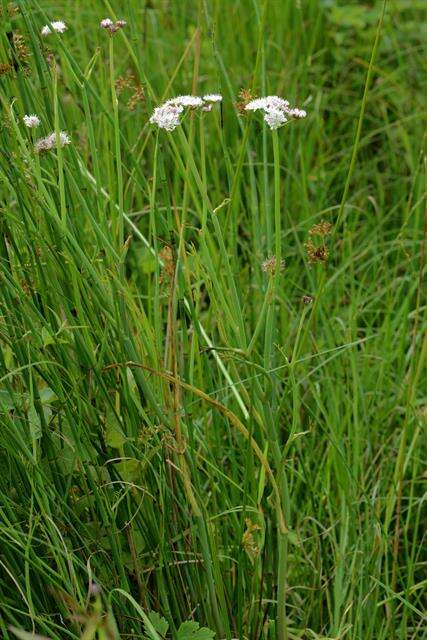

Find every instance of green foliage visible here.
[0,1,425,640]
[176,621,215,640]
[146,612,170,639]
[142,613,215,640]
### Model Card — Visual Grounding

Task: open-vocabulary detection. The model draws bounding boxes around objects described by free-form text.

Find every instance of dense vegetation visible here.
[0,1,426,639]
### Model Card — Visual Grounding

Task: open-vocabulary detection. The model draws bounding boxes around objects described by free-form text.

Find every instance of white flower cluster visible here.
[35,131,71,153]
[23,114,41,129]
[41,21,67,36]
[150,94,222,131]
[100,18,127,34]
[245,95,307,129]
[202,94,222,103]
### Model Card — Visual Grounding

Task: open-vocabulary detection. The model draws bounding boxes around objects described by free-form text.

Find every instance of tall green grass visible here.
[0,1,426,639]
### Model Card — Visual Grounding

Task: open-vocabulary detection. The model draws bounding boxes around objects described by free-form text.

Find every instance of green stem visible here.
[272,129,282,268]
[53,69,66,228]
[109,35,124,259]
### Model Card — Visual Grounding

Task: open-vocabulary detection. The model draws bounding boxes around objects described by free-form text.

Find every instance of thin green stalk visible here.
[109,34,124,257]
[53,69,66,227]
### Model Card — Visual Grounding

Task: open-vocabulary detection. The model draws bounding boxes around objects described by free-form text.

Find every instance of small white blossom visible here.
[245,97,270,112]
[288,108,307,119]
[245,96,289,113]
[150,93,221,131]
[265,96,290,111]
[263,108,287,130]
[41,21,67,36]
[202,94,222,103]
[245,94,306,129]
[23,114,41,129]
[149,105,183,131]
[100,18,126,34]
[166,95,203,108]
[51,21,67,33]
[35,131,71,152]
[56,131,71,146]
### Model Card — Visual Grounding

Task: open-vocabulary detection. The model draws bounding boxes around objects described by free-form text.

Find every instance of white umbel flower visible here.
[41,21,67,36]
[245,96,289,112]
[245,94,306,129]
[150,93,222,131]
[263,108,287,130]
[202,94,222,103]
[166,95,203,108]
[100,18,127,34]
[35,131,71,152]
[23,114,41,128]
[149,104,183,131]
[245,97,269,111]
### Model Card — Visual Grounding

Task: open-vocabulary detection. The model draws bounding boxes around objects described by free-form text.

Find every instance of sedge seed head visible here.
[305,240,329,264]
[262,255,286,274]
[309,220,332,237]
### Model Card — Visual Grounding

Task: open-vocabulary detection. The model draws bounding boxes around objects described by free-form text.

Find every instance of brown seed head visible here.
[235,88,256,114]
[305,240,329,264]
[128,85,145,110]
[262,255,286,275]
[241,518,262,561]
[159,245,175,283]
[0,63,12,76]
[309,220,332,237]
[12,33,30,62]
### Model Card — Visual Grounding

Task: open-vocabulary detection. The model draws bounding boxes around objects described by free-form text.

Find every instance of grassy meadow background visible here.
[0,0,426,638]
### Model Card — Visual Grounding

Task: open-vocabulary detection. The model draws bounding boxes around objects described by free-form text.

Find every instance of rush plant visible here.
[0,1,425,640]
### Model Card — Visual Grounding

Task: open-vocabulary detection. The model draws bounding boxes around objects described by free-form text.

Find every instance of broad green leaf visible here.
[105,405,127,448]
[41,326,55,347]
[39,387,57,404]
[27,403,42,440]
[105,425,127,448]
[116,459,141,483]
[0,390,17,411]
[147,611,169,638]
[177,621,215,640]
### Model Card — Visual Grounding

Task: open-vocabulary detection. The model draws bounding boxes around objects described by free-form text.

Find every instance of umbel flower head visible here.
[41,21,67,36]
[100,18,127,35]
[201,94,223,112]
[35,131,71,153]
[166,95,204,108]
[150,104,183,132]
[245,95,307,130]
[23,114,40,128]
[150,94,222,131]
